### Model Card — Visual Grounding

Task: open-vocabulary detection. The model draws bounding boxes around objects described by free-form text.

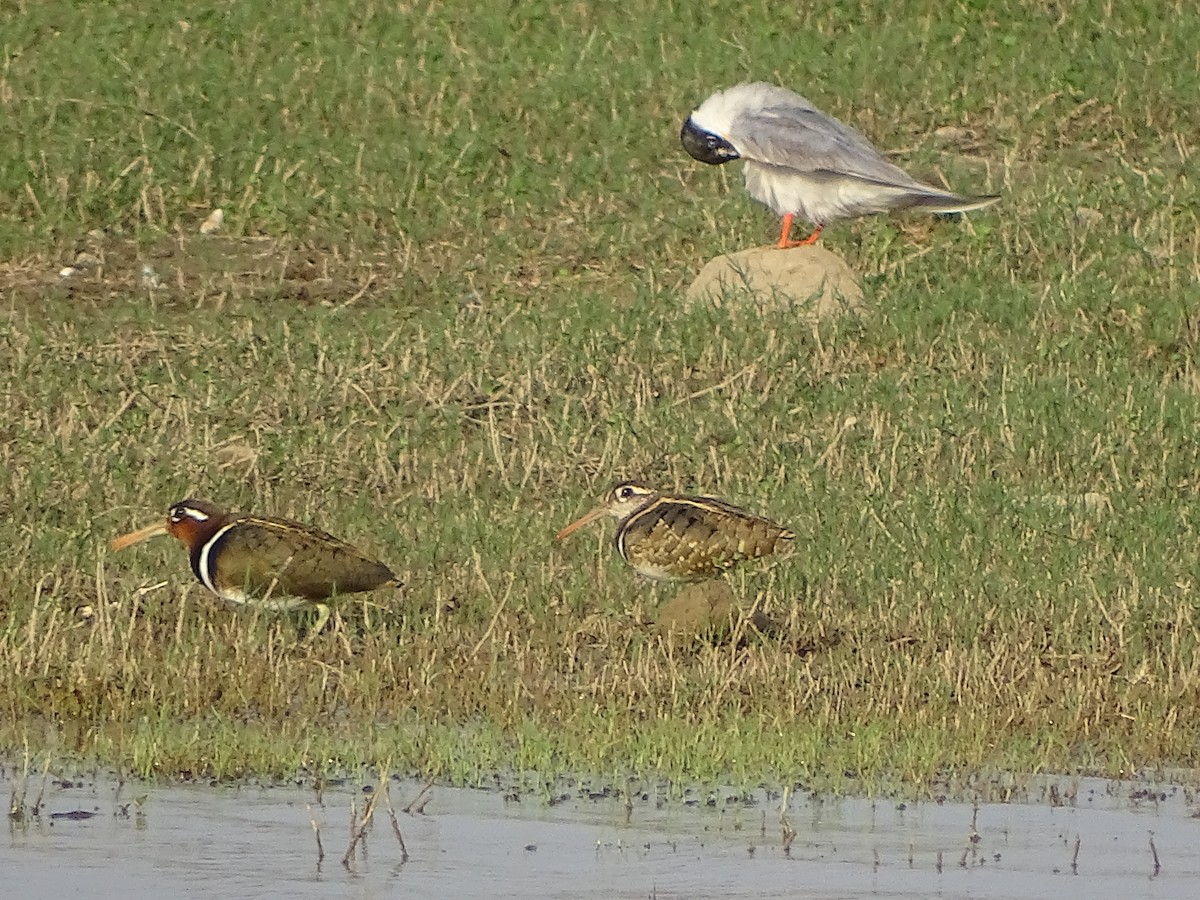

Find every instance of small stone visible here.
[141,265,162,289]
[213,443,259,469]
[933,125,973,144]
[200,208,224,234]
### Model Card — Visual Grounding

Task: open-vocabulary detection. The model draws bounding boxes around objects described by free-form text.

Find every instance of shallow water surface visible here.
[4,770,1199,899]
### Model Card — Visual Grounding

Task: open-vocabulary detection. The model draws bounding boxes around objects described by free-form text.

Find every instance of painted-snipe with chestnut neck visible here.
[111,498,399,632]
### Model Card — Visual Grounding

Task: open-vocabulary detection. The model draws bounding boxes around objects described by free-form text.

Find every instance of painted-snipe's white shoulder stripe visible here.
[197,522,240,600]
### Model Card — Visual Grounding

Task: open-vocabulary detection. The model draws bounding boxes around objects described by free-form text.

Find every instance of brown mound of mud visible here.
[685,245,865,319]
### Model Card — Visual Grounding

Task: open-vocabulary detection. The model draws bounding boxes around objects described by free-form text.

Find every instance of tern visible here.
[681,82,999,247]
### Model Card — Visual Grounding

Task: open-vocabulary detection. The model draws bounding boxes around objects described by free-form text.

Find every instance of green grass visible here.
[1,0,1198,792]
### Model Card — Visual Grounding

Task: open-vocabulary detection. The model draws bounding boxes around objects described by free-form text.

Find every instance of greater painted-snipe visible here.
[555,481,793,580]
[111,499,398,632]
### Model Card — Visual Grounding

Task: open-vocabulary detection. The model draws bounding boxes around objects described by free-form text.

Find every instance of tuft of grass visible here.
[0,0,1198,790]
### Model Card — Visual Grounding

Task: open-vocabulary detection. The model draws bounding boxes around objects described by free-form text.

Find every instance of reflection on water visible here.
[4,768,1199,899]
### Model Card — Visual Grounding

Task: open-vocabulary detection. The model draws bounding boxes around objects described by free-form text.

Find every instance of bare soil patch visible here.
[1,233,404,310]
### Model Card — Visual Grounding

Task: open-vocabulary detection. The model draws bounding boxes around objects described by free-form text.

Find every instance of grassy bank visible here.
[1,0,1198,789]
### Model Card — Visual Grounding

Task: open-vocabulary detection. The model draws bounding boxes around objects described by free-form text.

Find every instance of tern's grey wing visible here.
[732,104,924,188]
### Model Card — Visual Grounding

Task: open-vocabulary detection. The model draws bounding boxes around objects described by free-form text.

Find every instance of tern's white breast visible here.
[743,162,930,226]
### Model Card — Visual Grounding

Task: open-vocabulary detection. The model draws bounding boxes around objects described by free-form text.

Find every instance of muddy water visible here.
[4,770,1199,899]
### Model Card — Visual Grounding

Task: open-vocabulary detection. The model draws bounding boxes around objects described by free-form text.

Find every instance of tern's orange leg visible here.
[776,214,823,249]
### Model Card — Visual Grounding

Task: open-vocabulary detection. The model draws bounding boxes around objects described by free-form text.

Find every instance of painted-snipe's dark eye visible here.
[618,486,637,500]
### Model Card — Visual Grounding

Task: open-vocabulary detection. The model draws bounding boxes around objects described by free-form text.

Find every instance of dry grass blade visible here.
[342,767,406,869]
[307,804,325,867]
[382,781,410,864]
[342,792,379,870]
[779,786,796,857]
[8,784,23,823]
[402,778,436,816]
[31,756,52,819]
